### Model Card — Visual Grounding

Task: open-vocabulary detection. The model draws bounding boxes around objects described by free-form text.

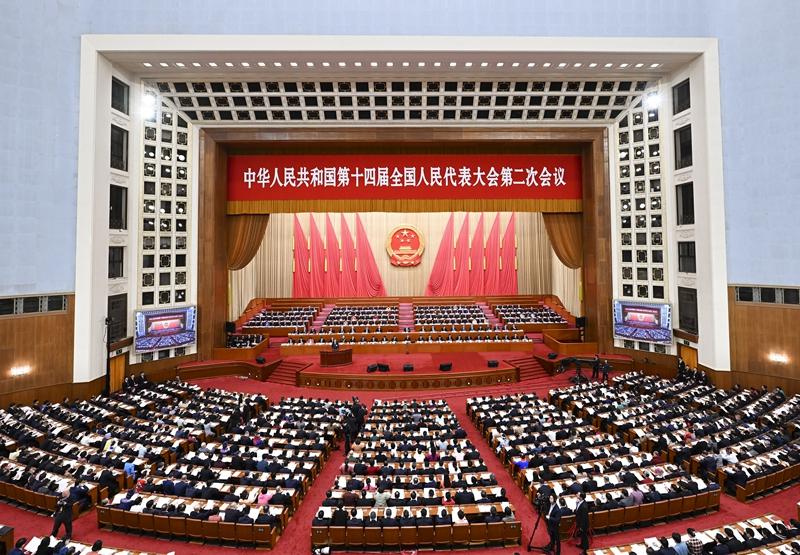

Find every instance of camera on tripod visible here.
[533,489,551,515]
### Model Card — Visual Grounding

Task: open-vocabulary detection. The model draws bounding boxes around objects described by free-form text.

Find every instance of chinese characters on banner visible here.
[227,154,582,202]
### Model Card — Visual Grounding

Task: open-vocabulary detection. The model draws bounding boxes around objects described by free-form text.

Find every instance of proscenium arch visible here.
[197,126,611,360]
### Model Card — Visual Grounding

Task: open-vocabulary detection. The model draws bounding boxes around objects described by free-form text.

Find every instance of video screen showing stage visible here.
[134,306,197,353]
[613,300,672,344]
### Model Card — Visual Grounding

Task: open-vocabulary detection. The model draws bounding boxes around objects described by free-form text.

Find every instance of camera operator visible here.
[544,491,562,555]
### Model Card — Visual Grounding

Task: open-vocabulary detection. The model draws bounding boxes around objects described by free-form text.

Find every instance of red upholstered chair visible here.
[311,526,329,548]
[434,525,453,549]
[382,526,400,548]
[186,518,204,543]
[469,523,488,546]
[236,523,255,547]
[168,516,186,538]
[327,527,346,550]
[153,515,170,535]
[218,522,237,543]
[201,520,219,542]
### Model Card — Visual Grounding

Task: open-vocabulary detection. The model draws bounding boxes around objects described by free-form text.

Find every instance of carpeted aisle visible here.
[1,372,798,555]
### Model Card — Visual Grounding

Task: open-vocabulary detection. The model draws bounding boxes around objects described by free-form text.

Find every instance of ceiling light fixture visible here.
[241,62,249,67]
[650,63,660,68]
[354,62,362,67]
[370,62,378,67]
[224,62,233,67]
[273,62,282,67]
[604,63,613,68]
[496,62,504,67]
[290,62,298,67]
[142,62,152,67]
[644,92,661,110]
[558,62,567,68]
[257,62,266,67]
[527,62,535,67]
[306,62,314,67]
[449,62,457,67]
[159,62,169,67]
[338,62,346,67]
[175,62,185,67]
[208,62,218,67]
[512,62,520,67]
[619,63,629,68]
[573,63,582,67]
[418,62,425,67]
[480,62,488,67]
[322,62,330,67]
[386,62,393,67]
[635,63,644,68]
[192,62,201,67]
[465,62,473,67]
[402,62,410,67]
[589,63,598,68]
[433,62,441,67]
[542,62,551,68]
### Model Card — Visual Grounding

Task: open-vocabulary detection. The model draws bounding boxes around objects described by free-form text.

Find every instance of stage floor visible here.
[291,350,519,376]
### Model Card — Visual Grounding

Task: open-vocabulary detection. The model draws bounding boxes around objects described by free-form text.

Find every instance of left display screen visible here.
[134,306,197,353]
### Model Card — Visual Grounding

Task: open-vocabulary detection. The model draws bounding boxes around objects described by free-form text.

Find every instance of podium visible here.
[320,348,353,367]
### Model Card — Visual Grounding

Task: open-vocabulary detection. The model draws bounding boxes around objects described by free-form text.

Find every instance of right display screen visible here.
[613,300,672,344]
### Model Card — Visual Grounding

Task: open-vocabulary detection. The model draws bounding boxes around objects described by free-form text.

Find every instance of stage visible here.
[295,350,521,390]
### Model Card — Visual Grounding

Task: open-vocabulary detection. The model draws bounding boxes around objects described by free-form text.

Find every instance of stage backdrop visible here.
[229,212,581,319]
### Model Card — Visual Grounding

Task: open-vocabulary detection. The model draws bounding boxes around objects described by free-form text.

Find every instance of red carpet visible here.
[1,372,798,555]
[296,351,518,376]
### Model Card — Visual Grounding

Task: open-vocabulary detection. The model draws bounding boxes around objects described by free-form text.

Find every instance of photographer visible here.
[544,491,562,555]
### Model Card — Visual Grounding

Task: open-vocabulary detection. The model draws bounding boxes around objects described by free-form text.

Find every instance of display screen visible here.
[134,306,197,353]
[613,300,672,344]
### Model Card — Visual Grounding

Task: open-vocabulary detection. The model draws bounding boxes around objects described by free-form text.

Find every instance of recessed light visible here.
[650,63,660,68]
[433,62,441,67]
[511,62,520,67]
[480,62,488,67]
[496,62,504,67]
[620,63,629,68]
[354,62,362,67]
[290,62,298,67]
[465,62,473,67]
[175,62,185,67]
[386,62,393,67]
[644,93,661,110]
[418,62,425,67]
[257,62,266,67]
[370,62,378,67]
[273,62,282,67]
[573,63,582,67]
[635,63,644,68]
[338,62,346,67]
[322,62,330,67]
[142,62,152,67]
[527,62,535,67]
[306,62,314,67]
[208,62,218,67]
[558,62,567,68]
[604,63,613,68]
[449,62,457,67]
[241,62,249,67]
[402,62,410,67]
[159,62,169,67]
[543,62,551,68]
[589,63,598,68]
[224,62,234,67]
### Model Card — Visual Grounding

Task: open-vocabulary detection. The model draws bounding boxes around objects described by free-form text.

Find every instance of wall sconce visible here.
[767,352,789,364]
[9,365,32,377]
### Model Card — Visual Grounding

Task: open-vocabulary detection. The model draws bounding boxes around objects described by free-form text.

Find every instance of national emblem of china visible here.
[387,226,425,267]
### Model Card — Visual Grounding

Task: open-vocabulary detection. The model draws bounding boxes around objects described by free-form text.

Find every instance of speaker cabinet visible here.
[487,360,499,368]
[367,364,378,373]
[439,362,452,372]
[403,364,414,372]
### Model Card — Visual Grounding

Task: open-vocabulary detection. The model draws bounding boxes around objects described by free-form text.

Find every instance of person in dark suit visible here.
[399,509,416,527]
[364,511,381,527]
[435,508,452,525]
[725,466,748,495]
[382,508,399,527]
[51,491,73,540]
[417,508,433,526]
[575,492,590,552]
[347,508,363,527]
[331,502,348,526]
[454,486,475,505]
[545,493,562,555]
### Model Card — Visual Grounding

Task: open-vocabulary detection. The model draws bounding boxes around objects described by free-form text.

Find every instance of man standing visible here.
[545,493,562,555]
[51,490,73,539]
[575,492,590,554]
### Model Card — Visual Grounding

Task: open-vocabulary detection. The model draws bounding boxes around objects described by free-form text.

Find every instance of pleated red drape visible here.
[469,213,485,296]
[355,215,387,297]
[452,214,471,296]
[292,215,310,297]
[425,214,455,296]
[308,216,325,297]
[483,214,501,295]
[339,215,358,297]
[324,214,341,297]
[499,213,518,294]
[226,214,270,270]
[542,212,584,269]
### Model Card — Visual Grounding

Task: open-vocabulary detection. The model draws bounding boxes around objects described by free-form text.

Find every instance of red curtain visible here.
[355,215,387,297]
[499,213,518,294]
[425,214,455,296]
[469,213,485,296]
[292,215,310,297]
[308,216,325,297]
[452,214,470,296]
[339,215,358,297]
[484,214,501,294]
[324,214,341,297]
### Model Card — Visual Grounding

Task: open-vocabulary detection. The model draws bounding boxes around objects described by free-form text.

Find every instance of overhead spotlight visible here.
[142,92,157,120]
[644,92,661,110]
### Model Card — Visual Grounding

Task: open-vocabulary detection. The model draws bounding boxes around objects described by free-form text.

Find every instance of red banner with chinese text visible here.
[227,154,582,202]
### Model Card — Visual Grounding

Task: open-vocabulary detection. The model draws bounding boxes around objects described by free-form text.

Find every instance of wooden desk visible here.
[0,525,12,555]
[320,348,353,367]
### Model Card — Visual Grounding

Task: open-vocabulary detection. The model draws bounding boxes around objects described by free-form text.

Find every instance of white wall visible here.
[2,0,799,297]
